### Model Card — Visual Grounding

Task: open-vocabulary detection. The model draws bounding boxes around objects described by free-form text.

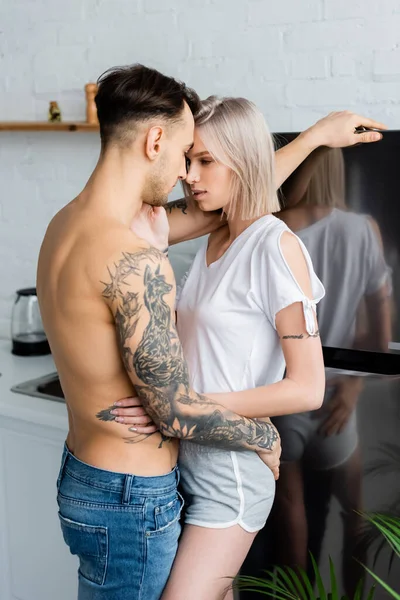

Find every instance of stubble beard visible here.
[142,160,170,207]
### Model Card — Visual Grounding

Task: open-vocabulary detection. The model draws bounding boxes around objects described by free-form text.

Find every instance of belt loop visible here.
[56,444,69,492]
[122,474,133,504]
[175,465,180,486]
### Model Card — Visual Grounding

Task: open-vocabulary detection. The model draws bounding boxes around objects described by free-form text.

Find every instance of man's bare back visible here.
[37,197,178,476]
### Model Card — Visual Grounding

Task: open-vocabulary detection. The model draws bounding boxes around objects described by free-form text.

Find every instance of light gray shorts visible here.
[273,388,358,470]
[178,441,276,533]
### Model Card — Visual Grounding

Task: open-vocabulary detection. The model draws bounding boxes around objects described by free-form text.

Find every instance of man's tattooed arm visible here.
[100,247,279,453]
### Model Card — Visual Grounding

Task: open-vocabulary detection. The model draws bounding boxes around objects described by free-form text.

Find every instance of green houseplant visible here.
[235,513,400,600]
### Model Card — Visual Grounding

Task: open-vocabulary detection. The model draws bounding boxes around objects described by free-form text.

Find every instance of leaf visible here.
[362,513,400,558]
[362,564,400,600]
[329,557,339,600]
[365,585,376,600]
[274,566,304,599]
[297,565,317,600]
[356,510,400,571]
[234,573,297,600]
[285,567,310,600]
[353,579,364,600]
[310,553,327,600]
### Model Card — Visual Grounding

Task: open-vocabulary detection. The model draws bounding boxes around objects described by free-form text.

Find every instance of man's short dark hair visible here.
[95,64,201,147]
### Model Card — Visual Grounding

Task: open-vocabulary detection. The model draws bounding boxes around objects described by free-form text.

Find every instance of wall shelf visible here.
[0,121,99,132]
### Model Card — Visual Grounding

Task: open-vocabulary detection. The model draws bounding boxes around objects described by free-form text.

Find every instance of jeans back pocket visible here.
[58,513,108,585]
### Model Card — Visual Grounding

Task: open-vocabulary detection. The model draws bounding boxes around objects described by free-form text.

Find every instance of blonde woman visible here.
[156,96,325,599]
[115,104,386,600]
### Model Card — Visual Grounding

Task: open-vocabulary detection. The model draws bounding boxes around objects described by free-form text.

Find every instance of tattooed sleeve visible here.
[101,247,279,452]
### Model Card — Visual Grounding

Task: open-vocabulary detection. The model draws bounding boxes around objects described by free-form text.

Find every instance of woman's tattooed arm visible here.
[100,247,279,453]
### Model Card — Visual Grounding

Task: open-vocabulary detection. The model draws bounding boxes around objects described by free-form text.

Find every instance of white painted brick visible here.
[363,16,400,50]
[144,0,205,11]
[4,74,34,98]
[212,59,254,95]
[284,19,400,52]
[360,81,400,104]
[251,57,289,82]
[331,54,357,77]
[289,53,329,79]
[178,59,223,97]
[285,20,363,51]
[212,27,283,61]
[0,93,36,120]
[373,48,400,77]
[31,74,62,96]
[249,0,323,25]
[287,79,361,107]
[2,22,59,57]
[88,14,188,68]
[358,104,400,127]
[91,0,141,19]
[244,81,287,110]
[189,39,214,60]
[324,0,400,19]
[32,46,90,92]
[57,22,94,46]
[1,183,40,224]
[177,3,248,36]
[266,108,293,132]
[52,90,87,121]
[1,0,400,335]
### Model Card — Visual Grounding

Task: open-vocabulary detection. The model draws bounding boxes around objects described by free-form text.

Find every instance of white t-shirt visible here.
[176,214,325,395]
[295,208,391,350]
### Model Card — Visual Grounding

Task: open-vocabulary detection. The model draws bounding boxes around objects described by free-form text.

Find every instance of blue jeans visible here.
[57,444,183,600]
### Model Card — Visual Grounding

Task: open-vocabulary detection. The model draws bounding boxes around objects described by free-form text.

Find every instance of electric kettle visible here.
[11,288,51,356]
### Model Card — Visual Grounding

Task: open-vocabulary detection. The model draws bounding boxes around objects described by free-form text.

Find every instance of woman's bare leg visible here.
[273,460,308,569]
[331,447,365,598]
[161,524,257,600]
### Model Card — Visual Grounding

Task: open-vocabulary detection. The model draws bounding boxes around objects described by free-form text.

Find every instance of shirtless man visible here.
[36,64,282,600]
[37,63,385,600]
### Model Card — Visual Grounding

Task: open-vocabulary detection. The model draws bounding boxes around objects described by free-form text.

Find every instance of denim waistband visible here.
[57,443,179,498]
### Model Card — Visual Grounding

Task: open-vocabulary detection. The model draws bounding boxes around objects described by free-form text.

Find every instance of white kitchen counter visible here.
[0,340,68,430]
[0,340,76,600]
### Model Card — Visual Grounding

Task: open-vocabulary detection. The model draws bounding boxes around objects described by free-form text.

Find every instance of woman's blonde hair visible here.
[302,148,346,208]
[183,96,280,220]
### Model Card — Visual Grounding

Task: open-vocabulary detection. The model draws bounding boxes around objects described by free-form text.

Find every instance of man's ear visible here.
[145,126,164,160]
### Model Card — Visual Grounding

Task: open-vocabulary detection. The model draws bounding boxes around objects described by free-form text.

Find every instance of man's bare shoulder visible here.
[97,233,174,306]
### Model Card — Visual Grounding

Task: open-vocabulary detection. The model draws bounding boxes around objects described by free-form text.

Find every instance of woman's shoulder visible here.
[257,215,295,252]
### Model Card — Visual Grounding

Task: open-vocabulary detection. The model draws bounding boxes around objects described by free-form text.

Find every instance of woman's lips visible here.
[192,190,207,200]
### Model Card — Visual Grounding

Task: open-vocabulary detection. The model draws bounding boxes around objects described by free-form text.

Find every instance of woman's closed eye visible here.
[200,159,213,166]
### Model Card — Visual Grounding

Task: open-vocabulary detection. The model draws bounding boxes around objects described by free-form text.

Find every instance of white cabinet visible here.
[0,417,78,600]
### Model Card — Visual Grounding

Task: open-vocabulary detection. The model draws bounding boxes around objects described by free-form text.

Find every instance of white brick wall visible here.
[1,0,400,339]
